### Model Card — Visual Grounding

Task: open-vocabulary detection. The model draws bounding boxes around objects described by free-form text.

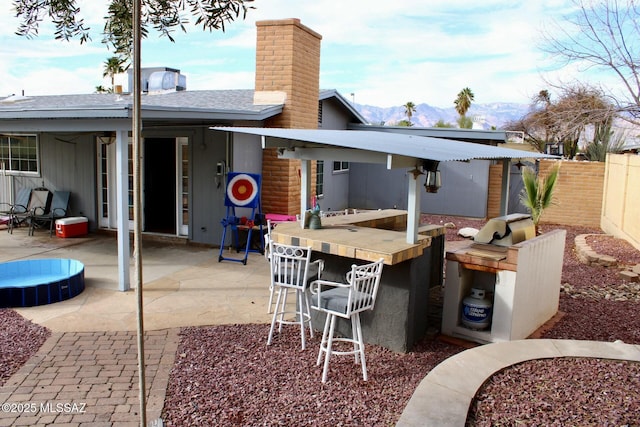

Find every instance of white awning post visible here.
[300,159,311,214]
[406,168,422,244]
[115,129,130,292]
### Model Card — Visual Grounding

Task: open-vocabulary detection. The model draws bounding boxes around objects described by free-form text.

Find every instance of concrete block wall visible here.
[488,159,605,228]
[538,159,604,227]
[255,19,322,215]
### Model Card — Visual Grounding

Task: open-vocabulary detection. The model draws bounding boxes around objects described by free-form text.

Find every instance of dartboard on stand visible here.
[219,172,263,265]
[224,172,261,208]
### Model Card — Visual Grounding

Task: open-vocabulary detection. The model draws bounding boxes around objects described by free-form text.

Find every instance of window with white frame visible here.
[0,134,39,174]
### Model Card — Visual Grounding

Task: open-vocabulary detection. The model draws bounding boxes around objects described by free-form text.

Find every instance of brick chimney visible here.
[255,19,321,215]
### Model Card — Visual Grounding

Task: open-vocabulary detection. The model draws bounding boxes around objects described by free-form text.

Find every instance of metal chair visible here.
[10,188,50,234]
[264,219,277,313]
[0,188,30,233]
[321,209,350,217]
[29,190,70,236]
[267,242,323,350]
[310,258,384,382]
[321,208,359,218]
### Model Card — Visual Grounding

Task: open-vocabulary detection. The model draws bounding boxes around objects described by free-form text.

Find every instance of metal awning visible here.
[211,127,556,168]
[211,126,558,245]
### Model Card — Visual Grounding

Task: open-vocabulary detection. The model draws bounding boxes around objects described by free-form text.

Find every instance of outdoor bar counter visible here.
[271,209,446,353]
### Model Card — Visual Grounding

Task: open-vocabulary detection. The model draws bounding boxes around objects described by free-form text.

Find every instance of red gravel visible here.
[468,358,640,426]
[0,309,50,386]
[161,324,460,427]
[2,215,640,425]
[586,234,640,266]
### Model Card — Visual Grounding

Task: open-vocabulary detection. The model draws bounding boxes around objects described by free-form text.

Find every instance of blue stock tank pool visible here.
[0,259,85,307]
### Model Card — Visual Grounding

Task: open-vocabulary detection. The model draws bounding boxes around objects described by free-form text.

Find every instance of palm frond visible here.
[519,163,560,226]
[540,164,560,208]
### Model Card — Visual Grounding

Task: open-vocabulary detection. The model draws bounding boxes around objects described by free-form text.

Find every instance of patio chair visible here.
[10,188,51,234]
[321,209,350,217]
[29,190,70,236]
[321,209,359,218]
[267,242,324,350]
[0,188,31,232]
[310,258,384,383]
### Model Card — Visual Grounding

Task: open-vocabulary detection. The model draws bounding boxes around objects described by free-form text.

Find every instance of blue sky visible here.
[0,0,617,108]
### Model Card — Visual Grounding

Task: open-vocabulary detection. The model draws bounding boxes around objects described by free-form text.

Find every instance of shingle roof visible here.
[0,90,283,120]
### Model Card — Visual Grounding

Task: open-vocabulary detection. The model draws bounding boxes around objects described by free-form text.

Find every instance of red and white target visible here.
[226,173,260,207]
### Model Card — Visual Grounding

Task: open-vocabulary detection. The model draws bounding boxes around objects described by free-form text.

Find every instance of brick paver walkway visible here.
[0,329,178,426]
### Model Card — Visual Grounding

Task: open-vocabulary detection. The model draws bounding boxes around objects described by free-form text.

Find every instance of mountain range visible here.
[353,102,531,130]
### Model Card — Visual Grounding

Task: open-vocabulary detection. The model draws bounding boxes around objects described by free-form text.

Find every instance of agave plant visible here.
[519,163,560,232]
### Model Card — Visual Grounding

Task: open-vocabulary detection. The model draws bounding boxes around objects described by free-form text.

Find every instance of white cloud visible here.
[0,0,626,108]
[188,71,255,91]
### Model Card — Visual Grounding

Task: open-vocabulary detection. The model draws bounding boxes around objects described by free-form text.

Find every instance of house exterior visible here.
[0,19,366,249]
[1,18,554,293]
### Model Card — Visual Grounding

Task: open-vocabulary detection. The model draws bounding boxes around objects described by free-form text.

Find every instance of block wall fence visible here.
[601,154,640,251]
[487,159,606,228]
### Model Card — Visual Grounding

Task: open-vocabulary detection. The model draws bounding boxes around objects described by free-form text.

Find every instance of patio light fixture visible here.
[423,159,441,193]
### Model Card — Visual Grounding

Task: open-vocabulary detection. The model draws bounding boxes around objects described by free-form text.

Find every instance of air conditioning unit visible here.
[127,67,186,93]
[148,71,187,93]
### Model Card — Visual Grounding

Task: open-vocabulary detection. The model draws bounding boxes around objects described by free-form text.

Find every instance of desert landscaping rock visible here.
[2,216,640,425]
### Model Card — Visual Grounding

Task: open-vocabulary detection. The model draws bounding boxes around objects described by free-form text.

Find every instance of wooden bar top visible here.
[270,209,443,265]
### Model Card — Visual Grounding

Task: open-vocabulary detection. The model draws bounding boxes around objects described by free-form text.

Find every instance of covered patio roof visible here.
[212,127,553,167]
[212,127,558,245]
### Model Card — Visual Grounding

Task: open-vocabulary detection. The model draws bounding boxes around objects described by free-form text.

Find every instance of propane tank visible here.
[461,288,493,330]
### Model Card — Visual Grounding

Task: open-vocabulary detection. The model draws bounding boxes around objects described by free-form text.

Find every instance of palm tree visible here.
[103,56,126,92]
[403,101,417,125]
[454,87,475,117]
[519,163,560,232]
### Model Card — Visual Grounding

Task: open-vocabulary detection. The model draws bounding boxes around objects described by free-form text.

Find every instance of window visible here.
[0,134,39,174]
[333,161,349,173]
[317,101,323,127]
[316,160,324,197]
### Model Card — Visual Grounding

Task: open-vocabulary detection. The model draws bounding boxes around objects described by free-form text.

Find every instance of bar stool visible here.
[264,219,276,313]
[310,258,384,383]
[267,242,323,350]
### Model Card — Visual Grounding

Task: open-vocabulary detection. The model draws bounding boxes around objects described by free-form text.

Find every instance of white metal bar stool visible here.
[267,242,323,350]
[310,258,384,382]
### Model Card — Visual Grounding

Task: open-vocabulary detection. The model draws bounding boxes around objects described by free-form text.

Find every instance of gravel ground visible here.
[0,309,50,386]
[162,324,460,426]
[2,215,640,425]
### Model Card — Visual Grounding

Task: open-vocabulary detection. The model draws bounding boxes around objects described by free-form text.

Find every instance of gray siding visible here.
[349,160,491,218]
[231,133,263,223]
[317,98,352,212]
[13,133,96,229]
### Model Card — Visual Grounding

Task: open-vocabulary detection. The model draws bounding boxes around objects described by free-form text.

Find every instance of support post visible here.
[406,168,422,244]
[300,160,311,214]
[115,129,130,292]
